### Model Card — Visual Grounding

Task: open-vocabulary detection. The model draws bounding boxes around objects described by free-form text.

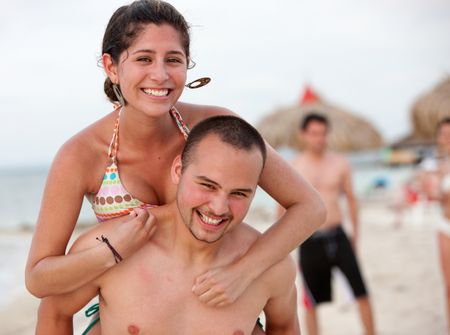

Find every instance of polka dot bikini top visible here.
[88,106,190,222]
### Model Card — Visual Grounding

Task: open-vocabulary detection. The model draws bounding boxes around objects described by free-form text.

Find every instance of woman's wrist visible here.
[96,235,123,264]
[233,250,266,283]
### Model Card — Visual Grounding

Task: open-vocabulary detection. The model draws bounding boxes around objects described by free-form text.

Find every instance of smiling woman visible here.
[25,1,324,334]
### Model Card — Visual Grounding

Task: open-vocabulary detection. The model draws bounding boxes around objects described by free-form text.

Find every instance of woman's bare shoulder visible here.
[175,101,236,126]
[63,112,116,157]
[51,111,118,184]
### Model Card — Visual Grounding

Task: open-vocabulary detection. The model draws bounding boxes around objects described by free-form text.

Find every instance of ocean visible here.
[0,166,96,231]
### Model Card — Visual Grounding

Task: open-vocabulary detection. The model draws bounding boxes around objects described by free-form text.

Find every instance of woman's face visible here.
[107,23,188,117]
[438,123,450,154]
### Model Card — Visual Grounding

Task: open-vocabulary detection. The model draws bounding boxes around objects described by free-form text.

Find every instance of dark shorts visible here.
[300,225,368,308]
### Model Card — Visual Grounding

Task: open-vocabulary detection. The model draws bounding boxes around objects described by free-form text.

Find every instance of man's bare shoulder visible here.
[225,223,261,251]
[227,224,296,289]
[262,254,297,296]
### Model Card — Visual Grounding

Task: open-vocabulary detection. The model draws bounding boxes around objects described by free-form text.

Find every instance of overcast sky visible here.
[1,0,450,167]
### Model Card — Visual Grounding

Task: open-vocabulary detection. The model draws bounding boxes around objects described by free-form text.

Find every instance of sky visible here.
[1,0,450,167]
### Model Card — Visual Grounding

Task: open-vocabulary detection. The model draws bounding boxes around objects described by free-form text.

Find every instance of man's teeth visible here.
[143,88,169,97]
[199,212,223,225]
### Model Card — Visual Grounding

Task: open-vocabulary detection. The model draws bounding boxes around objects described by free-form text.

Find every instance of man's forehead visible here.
[304,121,327,131]
[439,124,450,132]
[187,144,260,183]
[191,134,249,157]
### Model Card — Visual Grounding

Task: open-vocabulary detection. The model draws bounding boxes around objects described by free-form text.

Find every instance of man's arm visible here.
[341,159,359,249]
[263,256,300,335]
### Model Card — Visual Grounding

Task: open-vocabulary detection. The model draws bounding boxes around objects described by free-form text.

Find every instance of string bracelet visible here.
[96,235,123,264]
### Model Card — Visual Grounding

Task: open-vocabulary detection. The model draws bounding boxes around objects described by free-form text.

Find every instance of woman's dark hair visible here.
[102,0,190,103]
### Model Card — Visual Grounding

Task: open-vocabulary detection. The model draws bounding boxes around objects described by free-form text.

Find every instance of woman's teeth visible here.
[143,88,169,97]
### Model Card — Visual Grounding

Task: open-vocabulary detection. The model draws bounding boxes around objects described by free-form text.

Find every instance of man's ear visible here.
[102,53,119,84]
[171,155,183,185]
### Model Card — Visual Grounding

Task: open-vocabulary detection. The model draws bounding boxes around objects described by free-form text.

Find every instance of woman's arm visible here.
[193,142,325,305]
[25,139,156,297]
[243,143,325,273]
[35,224,109,335]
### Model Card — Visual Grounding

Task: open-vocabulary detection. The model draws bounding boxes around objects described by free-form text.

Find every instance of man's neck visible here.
[304,149,327,161]
[153,203,223,267]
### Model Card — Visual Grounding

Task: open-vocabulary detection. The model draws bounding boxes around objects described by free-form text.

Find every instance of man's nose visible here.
[209,194,229,216]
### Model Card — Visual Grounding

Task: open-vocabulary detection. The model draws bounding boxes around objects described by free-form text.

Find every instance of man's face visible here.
[437,123,450,153]
[300,120,329,153]
[173,134,263,244]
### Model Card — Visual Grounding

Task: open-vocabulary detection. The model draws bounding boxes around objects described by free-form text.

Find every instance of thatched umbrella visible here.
[411,77,450,140]
[257,86,384,152]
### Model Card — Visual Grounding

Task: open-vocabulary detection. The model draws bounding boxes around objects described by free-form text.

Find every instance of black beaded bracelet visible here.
[96,235,123,264]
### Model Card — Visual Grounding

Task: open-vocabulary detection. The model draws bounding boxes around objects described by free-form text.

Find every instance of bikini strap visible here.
[107,107,122,164]
[108,107,186,163]
[170,106,190,140]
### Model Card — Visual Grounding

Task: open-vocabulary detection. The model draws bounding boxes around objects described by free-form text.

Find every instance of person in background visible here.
[419,117,450,333]
[280,113,375,335]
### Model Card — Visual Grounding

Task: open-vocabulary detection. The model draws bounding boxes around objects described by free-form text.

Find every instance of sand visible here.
[0,201,448,335]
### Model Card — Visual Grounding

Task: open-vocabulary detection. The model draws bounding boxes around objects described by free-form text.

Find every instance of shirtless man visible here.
[40,115,300,335]
[286,113,375,335]
[419,117,450,333]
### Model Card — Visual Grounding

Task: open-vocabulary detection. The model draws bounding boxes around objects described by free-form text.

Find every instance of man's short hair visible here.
[300,113,329,131]
[437,117,450,132]
[181,115,267,172]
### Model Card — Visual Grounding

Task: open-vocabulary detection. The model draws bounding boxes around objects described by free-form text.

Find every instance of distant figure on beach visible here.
[281,113,376,335]
[419,117,450,333]
[39,116,300,335]
[25,1,324,334]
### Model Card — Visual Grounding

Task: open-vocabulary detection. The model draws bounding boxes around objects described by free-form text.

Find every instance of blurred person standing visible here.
[419,117,450,333]
[281,113,376,335]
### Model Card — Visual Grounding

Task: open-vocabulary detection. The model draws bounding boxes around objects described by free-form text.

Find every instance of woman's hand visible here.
[71,208,157,262]
[192,261,253,307]
[107,208,157,260]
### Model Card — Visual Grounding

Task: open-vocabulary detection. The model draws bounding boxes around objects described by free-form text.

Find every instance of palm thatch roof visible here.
[257,87,384,152]
[410,77,450,140]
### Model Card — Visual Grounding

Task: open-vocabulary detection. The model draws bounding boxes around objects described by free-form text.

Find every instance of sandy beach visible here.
[0,200,447,335]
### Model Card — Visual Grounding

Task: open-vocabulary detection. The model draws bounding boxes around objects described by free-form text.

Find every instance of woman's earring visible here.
[185,77,211,89]
[112,84,125,106]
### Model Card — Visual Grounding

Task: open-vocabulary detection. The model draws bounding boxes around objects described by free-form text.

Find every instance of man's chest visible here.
[99,258,267,334]
[299,163,344,191]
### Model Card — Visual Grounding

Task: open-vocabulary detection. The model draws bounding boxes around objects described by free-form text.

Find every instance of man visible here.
[41,115,300,335]
[420,118,450,333]
[287,113,375,335]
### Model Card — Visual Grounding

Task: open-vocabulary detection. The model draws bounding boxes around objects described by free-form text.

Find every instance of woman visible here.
[26,0,325,333]
[420,118,450,333]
